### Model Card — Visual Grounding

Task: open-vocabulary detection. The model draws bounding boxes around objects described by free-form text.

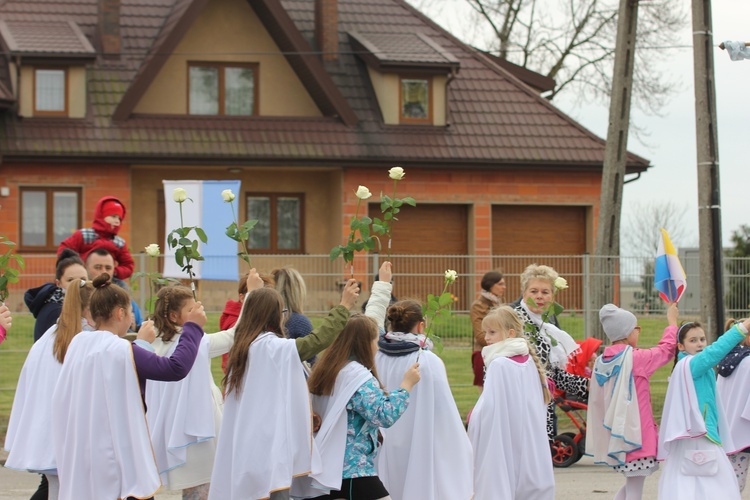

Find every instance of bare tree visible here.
[464,0,686,113]
[621,200,690,257]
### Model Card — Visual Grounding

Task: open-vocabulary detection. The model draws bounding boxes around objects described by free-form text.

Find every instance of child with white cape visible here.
[374,296,473,500]
[657,318,750,500]
[717,318,750,492]
[468,305,554,500]
[297,313,420,500]
[210,280,360,500]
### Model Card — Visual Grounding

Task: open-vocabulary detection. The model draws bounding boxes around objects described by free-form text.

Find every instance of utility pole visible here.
[587,0,639,341]
[691,0,724,341]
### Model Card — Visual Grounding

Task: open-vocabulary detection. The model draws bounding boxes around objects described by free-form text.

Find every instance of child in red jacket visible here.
[57,196,134,280]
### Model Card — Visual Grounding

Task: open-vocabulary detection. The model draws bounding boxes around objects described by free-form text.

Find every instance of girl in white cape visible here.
[51,274,205,500]
[657,318,750,499]
[144,272,259,499]
[5,279,95,499]
[468,305,554,500]
[717,318,750,492]
[301,314,420,500]
[210,281,360,500]
[374,299,473,500]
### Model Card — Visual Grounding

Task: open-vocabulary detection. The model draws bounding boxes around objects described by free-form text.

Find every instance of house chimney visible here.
[315,0,338,61]
[98,0,121,58]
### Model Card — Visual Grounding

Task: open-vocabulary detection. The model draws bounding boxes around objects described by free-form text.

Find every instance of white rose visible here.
[221,189,236,202]
[554,276,568,290]
[444,269,458,284]
[145,243,160,257]
[355,185,372,200]
[388,166,405,180]
[173,187,188,203]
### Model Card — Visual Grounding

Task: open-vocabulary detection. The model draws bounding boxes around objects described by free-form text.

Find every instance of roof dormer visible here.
[0,20,95,118]
[349,31,459,126]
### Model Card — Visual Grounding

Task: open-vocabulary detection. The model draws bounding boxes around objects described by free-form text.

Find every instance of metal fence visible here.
[3,252,749,337]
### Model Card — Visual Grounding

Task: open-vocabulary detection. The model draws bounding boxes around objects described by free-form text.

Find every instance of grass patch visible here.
[2,312,679,440]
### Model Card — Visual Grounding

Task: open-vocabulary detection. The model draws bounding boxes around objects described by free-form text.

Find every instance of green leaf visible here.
[195,227,208,243]
[525,297,538,310]
[179,237,192,246]
[428,298,439,310]
[381,201,389,212]
[393,199,403,208]
[330,246,342,261]
[551,302,564,316]
[431,335,444,354]
[175,248,185,267]
[359,224,370,239]
[440,307,451,318]
[402,197,416,207]
[350,218,358,230]
[360,216,372,225]
[438,293,452,307]
[384,212,393,221]
[365,238,376,250]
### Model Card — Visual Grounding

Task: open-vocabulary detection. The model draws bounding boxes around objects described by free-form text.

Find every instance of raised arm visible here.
[365,261,392,331]
[633,303,679,377]
[690,320,750,379]
[132,312,204,382]
[207,269,264,358]
[295,279,358,361]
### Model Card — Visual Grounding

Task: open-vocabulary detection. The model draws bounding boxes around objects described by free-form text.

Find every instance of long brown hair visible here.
[153,285,193,342]
[308,315,380,396]
[223,287,285,397]
[54,279,94,363]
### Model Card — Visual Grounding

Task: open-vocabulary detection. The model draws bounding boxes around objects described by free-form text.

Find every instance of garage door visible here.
[369,203,469,308]
[492,205,587,310]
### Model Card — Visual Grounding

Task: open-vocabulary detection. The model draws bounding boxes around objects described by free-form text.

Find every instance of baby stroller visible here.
[550,390,588,468]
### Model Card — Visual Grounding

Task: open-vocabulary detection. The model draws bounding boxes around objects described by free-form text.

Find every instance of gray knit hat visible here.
[599,304,637,342]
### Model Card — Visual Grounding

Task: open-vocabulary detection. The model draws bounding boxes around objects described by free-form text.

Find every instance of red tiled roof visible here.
[0,0,649,172]
[0,20,95,57]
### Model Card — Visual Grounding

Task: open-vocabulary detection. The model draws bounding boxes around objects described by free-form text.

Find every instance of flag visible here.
[163,180,241,281]
[654,228,687,303]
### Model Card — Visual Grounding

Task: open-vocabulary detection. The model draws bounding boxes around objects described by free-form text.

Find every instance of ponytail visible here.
[54,279,94,363]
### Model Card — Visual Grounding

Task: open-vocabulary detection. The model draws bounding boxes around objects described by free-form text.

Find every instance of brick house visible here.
[0,0,648,307]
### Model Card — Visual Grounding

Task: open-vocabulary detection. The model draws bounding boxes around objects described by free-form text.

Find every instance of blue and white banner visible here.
[163,180,241,281]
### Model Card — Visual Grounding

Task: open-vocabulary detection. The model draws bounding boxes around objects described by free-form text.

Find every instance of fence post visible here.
[583,253,591,339]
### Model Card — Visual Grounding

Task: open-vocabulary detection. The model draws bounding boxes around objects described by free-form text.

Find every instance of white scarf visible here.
[384,331,434,350]
[520,300,579,368]
[482,337,529,366]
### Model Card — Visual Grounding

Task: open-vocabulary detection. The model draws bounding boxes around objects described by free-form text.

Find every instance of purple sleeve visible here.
[132,321,202,382]
[0,325,6,345]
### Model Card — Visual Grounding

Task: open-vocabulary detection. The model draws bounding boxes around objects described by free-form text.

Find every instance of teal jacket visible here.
[679,324,747,444]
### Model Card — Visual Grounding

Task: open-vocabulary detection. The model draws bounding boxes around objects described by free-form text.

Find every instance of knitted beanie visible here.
[599,304,637,342]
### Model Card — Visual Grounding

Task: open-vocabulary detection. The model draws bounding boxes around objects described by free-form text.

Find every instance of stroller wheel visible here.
[550,433,578,468]
[561,432,585,464]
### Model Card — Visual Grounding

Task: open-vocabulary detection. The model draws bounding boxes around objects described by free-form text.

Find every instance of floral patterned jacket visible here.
[343,377,410,478]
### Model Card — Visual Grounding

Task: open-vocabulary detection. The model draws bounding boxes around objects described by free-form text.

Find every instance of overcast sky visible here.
[412,0,750,252]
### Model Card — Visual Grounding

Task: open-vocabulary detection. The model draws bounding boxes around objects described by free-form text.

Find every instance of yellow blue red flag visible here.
[654,228,687,303]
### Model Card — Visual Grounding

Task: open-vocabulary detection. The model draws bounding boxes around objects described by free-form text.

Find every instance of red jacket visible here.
[220,299,242,373]
[57,196,135,279]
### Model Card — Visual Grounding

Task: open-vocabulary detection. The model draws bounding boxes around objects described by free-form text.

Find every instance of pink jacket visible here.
[602,325,677,461]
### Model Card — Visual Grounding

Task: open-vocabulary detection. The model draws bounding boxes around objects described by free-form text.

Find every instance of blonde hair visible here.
[483,305,551,405]
[272,267,307,314]
[54,279,95,363]
[520,263,558,293]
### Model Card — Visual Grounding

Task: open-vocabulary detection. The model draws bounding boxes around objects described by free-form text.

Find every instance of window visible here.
[400,77,432,124]
[188,62,258,116]
[20,187,81,250]
[246,193,303,253]
[34,68,67,115]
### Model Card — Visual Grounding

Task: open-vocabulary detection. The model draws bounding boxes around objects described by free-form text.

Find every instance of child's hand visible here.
[400,362,421,392]
[136,320,156,344]
[186,301,207,327]
[378,261,392,284]
[667,303,679,326]
[339,279,360,310]
[246,268,264,293]
[0,304,11,332]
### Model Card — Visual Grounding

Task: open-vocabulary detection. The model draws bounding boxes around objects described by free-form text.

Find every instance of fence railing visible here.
[4,253,749,337]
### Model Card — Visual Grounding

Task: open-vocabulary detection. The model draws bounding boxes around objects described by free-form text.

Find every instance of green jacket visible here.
[295,305,350,361]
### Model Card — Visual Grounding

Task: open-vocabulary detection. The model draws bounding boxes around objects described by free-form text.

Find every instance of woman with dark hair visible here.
[25,249,88,342]
[470,271,506,393]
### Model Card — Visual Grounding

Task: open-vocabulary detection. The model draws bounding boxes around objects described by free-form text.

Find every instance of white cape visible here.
[586,347,642,466]
[4,325,62,473]
[209,333,318,500]
[292,362,373,498]
[375,350,473,500]
[657,356,739,500]
[52,330,161,500]
[146,334,217,487]
[468,355,554,500]
[717,358,750,452]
